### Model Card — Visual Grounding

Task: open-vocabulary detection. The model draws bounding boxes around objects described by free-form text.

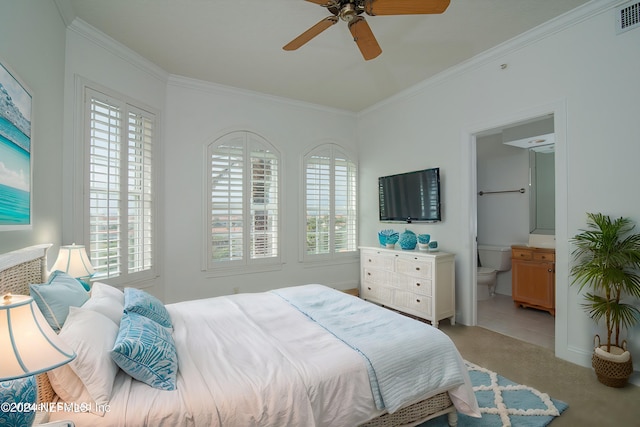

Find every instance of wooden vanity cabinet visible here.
[511,245,555,316]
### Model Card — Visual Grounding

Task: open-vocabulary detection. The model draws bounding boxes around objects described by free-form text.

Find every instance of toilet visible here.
[477,245,512,301]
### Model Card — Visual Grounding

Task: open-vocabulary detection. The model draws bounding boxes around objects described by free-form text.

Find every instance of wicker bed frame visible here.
[0,244,458,427]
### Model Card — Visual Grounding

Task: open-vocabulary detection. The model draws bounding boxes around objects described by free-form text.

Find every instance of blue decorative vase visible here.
[398,229,417,250]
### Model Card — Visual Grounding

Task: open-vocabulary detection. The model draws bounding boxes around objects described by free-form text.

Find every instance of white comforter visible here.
[51,286,478,426]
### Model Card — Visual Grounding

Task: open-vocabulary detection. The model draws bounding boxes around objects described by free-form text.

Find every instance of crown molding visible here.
[167,74,356,117]
[67,18,169,83]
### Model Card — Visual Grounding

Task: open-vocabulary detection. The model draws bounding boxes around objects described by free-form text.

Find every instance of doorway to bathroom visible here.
[474,114,556,350]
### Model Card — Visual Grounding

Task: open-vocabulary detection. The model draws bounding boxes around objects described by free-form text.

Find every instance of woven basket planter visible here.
[592,336,633,388]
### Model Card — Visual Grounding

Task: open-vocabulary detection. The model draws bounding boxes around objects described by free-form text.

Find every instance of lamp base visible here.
[0,376,37,426]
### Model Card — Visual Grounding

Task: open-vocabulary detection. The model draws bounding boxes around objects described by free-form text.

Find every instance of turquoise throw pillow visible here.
[111,312,177,391]
[124,287,173,329]
[30,270,90,332]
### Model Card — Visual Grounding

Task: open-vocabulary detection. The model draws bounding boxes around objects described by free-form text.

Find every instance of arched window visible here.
[206,131,280,270]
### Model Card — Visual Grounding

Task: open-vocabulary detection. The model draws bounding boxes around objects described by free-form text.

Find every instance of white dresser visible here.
[359,246,456,327]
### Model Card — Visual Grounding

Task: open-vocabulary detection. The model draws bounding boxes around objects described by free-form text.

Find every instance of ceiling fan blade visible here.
[348,17,382,61]
[305,0,334,5]
[364,0,450,16]
[283,16,339,51]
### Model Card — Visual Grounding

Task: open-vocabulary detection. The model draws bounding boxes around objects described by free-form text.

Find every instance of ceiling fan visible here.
[283,0,451,61]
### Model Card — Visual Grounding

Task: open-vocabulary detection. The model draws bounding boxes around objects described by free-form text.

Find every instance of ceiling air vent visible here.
[616,1,640,34]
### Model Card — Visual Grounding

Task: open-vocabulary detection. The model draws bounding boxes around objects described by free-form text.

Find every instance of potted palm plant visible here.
[571,213,640,387]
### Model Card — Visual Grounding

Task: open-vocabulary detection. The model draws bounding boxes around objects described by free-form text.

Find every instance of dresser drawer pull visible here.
[415,283,421,287]
[416,299,421,303]
[367,272,371,276]
[368,258,372,262]
[367,287,372,291]
[415,267,420,271]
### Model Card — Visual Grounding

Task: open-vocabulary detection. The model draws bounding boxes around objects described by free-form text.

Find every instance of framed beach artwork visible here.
[0,59,32,230]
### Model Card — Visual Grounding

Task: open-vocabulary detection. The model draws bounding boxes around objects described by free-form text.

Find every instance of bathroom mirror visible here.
[529,148,555,234]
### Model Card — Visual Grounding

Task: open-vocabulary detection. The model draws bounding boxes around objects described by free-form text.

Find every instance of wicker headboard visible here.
[0,243,57,402]
[0,244,51,295]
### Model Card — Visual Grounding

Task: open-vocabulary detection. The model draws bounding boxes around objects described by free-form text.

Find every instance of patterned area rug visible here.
[419,361,568,427]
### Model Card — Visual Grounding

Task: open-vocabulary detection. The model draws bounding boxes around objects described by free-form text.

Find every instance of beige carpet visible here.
[439,323,640,426]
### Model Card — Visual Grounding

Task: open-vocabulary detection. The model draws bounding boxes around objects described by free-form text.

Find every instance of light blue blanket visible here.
[271,284,465,413]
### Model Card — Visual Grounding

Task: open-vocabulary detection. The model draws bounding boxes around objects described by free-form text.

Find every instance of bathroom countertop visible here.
[511,244,555,252]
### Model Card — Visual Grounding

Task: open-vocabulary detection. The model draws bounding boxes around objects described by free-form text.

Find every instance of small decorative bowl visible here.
[378,229,398,247]
[417,234,431,244]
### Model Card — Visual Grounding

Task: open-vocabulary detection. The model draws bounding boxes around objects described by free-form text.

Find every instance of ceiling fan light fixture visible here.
[339,3,358,22]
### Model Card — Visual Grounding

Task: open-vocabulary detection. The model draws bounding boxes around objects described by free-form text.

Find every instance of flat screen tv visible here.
[378,167,441,223]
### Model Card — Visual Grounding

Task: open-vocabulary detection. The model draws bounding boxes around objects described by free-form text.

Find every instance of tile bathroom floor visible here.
[477,293,555,350]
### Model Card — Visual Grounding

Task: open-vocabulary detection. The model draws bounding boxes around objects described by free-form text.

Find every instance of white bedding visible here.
[50,286,478,426]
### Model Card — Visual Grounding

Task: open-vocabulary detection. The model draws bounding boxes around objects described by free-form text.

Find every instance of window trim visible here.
[301,142,358,263]
[203,130,282,275]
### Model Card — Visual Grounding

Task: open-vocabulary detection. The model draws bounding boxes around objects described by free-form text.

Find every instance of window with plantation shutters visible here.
[86,88,155,282]
[304,144,357,259]
[207,131,280,269]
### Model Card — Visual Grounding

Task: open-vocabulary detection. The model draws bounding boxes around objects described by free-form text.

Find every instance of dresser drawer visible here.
[395,275,433,296]
[361,283,393,302]
[361,250,395,270]
[512,249,532,260]
[394,290,433,317]
[362,267,393,286]
[395,255,432,279]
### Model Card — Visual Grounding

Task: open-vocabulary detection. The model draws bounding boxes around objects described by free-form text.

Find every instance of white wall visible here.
[357,1,640,372]
[163,77,360,303]
[0,0,66,258]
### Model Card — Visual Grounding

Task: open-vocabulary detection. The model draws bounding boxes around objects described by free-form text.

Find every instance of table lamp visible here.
[51,244,95,290]
[0,294,76,426]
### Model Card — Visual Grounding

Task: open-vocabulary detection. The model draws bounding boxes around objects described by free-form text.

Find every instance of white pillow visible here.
[92,282,125,304]
[49,307,119,415]
[82,282,125,325]
[47,365,93,404]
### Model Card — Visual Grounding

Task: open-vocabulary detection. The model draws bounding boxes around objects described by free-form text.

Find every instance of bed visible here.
[0,245,479,427]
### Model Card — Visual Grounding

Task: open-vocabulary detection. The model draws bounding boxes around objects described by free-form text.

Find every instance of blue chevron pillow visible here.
[111,311,177,390]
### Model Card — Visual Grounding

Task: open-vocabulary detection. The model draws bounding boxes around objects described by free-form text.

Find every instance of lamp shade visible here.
[0,294,76,381]
[52,244,95,279]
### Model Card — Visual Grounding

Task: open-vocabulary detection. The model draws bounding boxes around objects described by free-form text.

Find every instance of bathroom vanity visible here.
[359,246,455,327]
[511,245,555,315]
